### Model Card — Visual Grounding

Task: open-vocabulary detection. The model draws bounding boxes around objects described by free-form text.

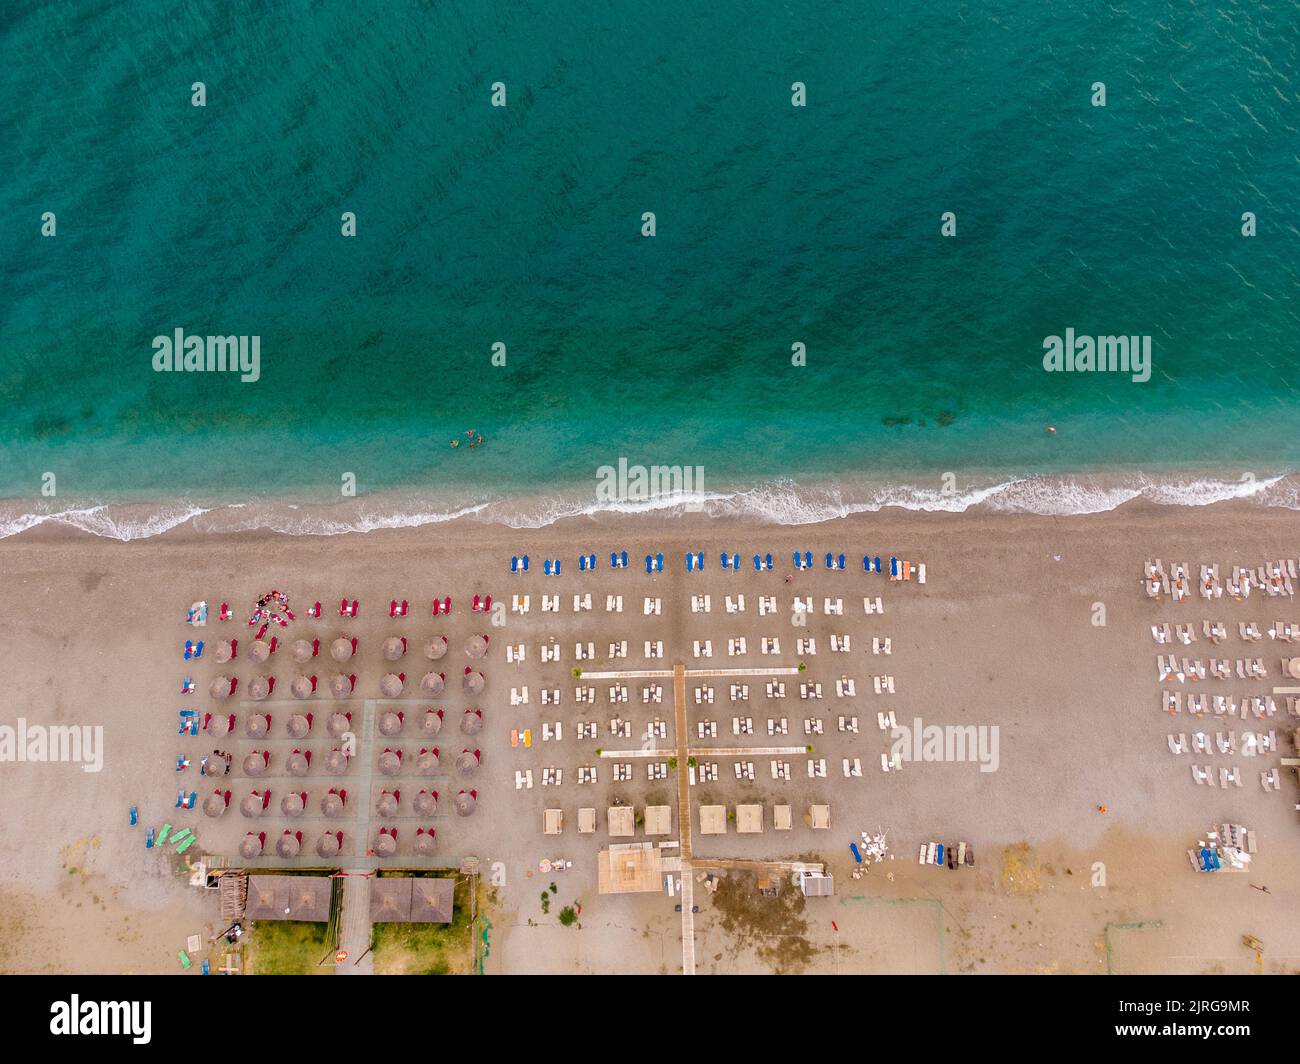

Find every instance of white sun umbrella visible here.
[373,832,397,858]
[464,634,488,659]
[213,641,234,664]
[380,673,404,698]
[276,832,301,858]
[240,793,263,818]
[330,637,354,662]
[383,636,406,661]
[245,714,269,738]
[420,672,445,696]
[376,792,399,818]
[323,749,349,775]
[425,635,448,660]
[286,751,310,777]
[207,712,232,737]
[316,832,341,858]
[330,674,354,698]
[377,750,402,776]
[248,676,271,701]
[455,748,480,777]
[453,789,477,816]
[280,792,305,817]
[413,832,437,856]
[462,670,485,696]
[286,713,311,738]
[291,639,315,663]
[460,708,483,735]
[249,639,272,664]
[417,749,440,775]
[326,711,350,737]
[202,792,227,818]
[413,790,437,816]
[321,792,345,818]
[242,751,268,776]
[419,709,443,736]
[239,833,263,859]
[290,675,314,699]
[209,676,233,700]
[379,711,403,736]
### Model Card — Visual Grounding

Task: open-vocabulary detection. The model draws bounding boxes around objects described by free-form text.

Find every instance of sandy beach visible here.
[1,500,1298,975]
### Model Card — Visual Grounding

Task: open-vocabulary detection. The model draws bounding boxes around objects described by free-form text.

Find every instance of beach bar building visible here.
[597,843,665,895]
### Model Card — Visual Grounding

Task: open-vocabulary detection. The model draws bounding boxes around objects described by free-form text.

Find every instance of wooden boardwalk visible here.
[336,872,374,975]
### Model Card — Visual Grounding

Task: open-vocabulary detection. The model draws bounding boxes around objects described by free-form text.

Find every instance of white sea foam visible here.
[1,471,1296,540]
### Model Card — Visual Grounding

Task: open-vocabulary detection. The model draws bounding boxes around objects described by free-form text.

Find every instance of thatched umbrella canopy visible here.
[245,713,269,738]
[462,670,485,696]
[383,636,406,661]
[321,792,345,818]
[413,790,437,816]
[207,712,232,737]
[287,713,311,739]
[373,832,397,858]
[213,640,234,664]
[323,749,348,775]
[464,634,488,659]
[420,672,446,696]
[410,878,454,922]
[378,710,403,736]
[286,751,310,777]
[326,711,350,738]
[242,751,268,776]
[330,637,354,662]
[280,792,305,817]
[291,639,315,663]
[209,676,232,700]
[376,791,399,818]
[290,675,314,700]
[329,674,354,698]
[240,793,263,818]
[455,749,480,777]
[460,708,484,735]
[239,833,263,859]
[276,832,301,858]
[424,635,448,660]
[413,832,437,856]
[369,878,411,921]
[202,792,226,818]
[377,750,402,777]
[417,749,440,775]
[380,672,404,698]
[316,832,341,859]
[250,639,272,664]
[248,676,271,701]
[453,789,477,817]
[419,709,443,736]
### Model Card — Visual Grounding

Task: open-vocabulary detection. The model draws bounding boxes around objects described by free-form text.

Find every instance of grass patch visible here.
[371,876,476,975]
[245,920,331,975]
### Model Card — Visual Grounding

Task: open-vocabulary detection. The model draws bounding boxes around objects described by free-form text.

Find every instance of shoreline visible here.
[2,467,1298,542]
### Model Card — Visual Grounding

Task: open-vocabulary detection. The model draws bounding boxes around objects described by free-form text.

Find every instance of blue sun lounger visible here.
[521,555,530,572]
[655,553,663,573]
[646,555,654,574]
[849,842,862,864]
[825,553,834,570]
[579,555,588,572]
[890,556,899,578]
[863,555,872,572]
[620,550,628,569]
[764,553,772,570]
[511,555,519,574]
[793,551,803,570]
[685,552,695,572]
[544,559,553,576]
[611,551,620,568]
[555,559,561,576]
[753,554,762,572]
[721,552,730,570]
[837,553,845,570]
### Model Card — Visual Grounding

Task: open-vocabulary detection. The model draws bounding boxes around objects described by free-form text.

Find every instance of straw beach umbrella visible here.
[321,792,345,819]
[380,673,405,698]
[290,675,314,699]
[243,751,268,776]
[326,711,350,738]
[281,792,305,817]
[455,749,480,777]
[209,676,233,700]
[413,831,437,856]
[240,793,264,818]
[207,712,232,737]
[286,751,310,777]
[419,709,443,737]
[316,832,341,859]
[286,713,311,739]
[323,749,349,775]
[376,792,399,818]
[330,637,354,662]
[460,708,483,735]
[250,639,272,664]
[202,792,227,818]
[453,789,477,817]
[417,748,439,775]
[330,674,354,698]
[373,832,397,858]
[420,672,445,696]
[462,670,485,696]
[213,641,234,664]
[239,833,263,859]
[464,634,488,659]
[379,711,403,736]
[292,639,315,663]
[383,636,406,662]
[245,713,269,738]
[276,832,301,858]
[377,750,402,777]
[248,676,271,701]
[425,635,448,660]
[413,790,437,816]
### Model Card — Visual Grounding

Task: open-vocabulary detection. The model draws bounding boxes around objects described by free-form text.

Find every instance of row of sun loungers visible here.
[1168,730,1277,755]
[1162,691,1277,717]
[1147,558,1300,600]
[1157,655,1267,682]
[511,551,928,580]
[1152,619,1300,644]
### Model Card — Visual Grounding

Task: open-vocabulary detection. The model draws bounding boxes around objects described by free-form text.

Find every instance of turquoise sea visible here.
[1,0,1298,536]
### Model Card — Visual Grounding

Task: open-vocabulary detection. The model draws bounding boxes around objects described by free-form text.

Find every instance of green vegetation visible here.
[245,920,331,975]
[558,906,577,927]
